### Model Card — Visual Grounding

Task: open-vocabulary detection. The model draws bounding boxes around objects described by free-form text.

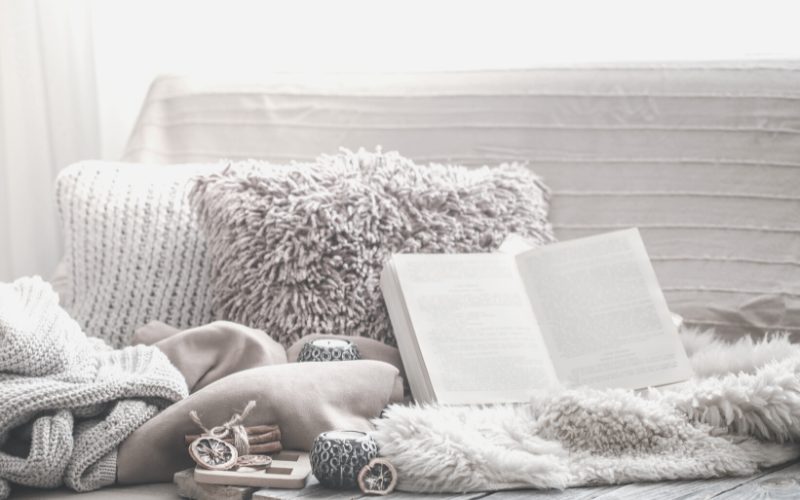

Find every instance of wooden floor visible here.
[10,459,800,500]
[253,460,800,500]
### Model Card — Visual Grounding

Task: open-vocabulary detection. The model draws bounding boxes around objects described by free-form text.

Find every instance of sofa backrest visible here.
[122,63,800,341]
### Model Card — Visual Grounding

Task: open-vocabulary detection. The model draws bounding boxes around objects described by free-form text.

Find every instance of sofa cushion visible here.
[55,161,218,348]
[189,148,555,348]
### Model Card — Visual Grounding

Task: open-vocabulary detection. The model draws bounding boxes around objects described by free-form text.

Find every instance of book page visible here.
[392,253,559,405]
[380,261,438,404]
[515,228,693,390]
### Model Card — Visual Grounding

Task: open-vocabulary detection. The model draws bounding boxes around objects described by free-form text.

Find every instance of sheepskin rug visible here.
[371,329,800,492]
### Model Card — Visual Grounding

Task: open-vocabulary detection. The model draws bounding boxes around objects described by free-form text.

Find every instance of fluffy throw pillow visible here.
[55,161,218,348]
[190,148,555,348]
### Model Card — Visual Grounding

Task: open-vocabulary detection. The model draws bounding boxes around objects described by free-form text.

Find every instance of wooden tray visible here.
[193,451,311,489]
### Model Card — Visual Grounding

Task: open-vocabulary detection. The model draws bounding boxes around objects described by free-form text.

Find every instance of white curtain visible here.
[0,0,100,283]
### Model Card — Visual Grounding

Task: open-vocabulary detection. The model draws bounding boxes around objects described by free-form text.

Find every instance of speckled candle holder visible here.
[297,338,361,362]
[309,430,378,489]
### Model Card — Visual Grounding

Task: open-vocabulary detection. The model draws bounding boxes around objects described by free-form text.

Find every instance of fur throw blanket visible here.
[372,329,800,492]
[0,277,188,499]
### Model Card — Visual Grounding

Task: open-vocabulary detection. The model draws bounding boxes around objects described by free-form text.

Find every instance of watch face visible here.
[190,437,239,470]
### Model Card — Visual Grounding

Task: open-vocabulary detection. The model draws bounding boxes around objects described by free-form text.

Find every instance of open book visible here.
[380,228,693,405]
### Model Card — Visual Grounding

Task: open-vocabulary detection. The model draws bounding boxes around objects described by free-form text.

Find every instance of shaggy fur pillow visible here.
[190,148,555,348]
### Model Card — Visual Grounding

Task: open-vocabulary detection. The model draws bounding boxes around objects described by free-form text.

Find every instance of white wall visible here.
[90,0,800,161]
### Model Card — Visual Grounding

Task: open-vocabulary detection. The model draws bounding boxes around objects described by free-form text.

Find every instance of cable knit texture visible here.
[55,161,220,348]
[0,277,188,499]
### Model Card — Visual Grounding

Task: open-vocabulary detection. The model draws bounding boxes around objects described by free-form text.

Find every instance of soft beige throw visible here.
[134,321,287,393]
[117,322,405,484]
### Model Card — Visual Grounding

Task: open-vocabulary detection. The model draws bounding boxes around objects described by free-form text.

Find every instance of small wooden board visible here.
[194,451,311,489]
[174,469,256,500]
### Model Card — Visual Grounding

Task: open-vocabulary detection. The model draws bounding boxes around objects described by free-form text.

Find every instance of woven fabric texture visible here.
[55,161,219,348]
[0,276,188,499]
[190,148,555,348]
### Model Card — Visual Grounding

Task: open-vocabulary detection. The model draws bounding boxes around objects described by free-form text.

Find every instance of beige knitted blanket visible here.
[0,277,188,499]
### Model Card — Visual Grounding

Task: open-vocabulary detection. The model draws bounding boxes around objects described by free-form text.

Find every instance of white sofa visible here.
[118,62,800,342]
[25,60,800,500]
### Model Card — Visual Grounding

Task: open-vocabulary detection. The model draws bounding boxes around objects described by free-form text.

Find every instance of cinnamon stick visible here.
[183,425,281,446]
[183,436,282,454]
[238,425,279,435]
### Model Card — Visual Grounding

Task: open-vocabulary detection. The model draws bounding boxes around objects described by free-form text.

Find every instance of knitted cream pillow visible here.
[190,148,556,348]
[55,161,218,348]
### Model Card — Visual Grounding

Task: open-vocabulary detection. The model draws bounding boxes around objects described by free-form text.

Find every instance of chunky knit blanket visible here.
[373,329,800,492]
[0,277,188,499]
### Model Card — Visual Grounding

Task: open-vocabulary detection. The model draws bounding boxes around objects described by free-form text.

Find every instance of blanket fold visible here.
[0,277,188,499]
[113,320,407,484]
[117,360,405,483]
[141,320,288,393]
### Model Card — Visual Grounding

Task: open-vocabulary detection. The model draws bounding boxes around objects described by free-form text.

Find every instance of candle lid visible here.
[310,339,353,349]
[322,430,368,440]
